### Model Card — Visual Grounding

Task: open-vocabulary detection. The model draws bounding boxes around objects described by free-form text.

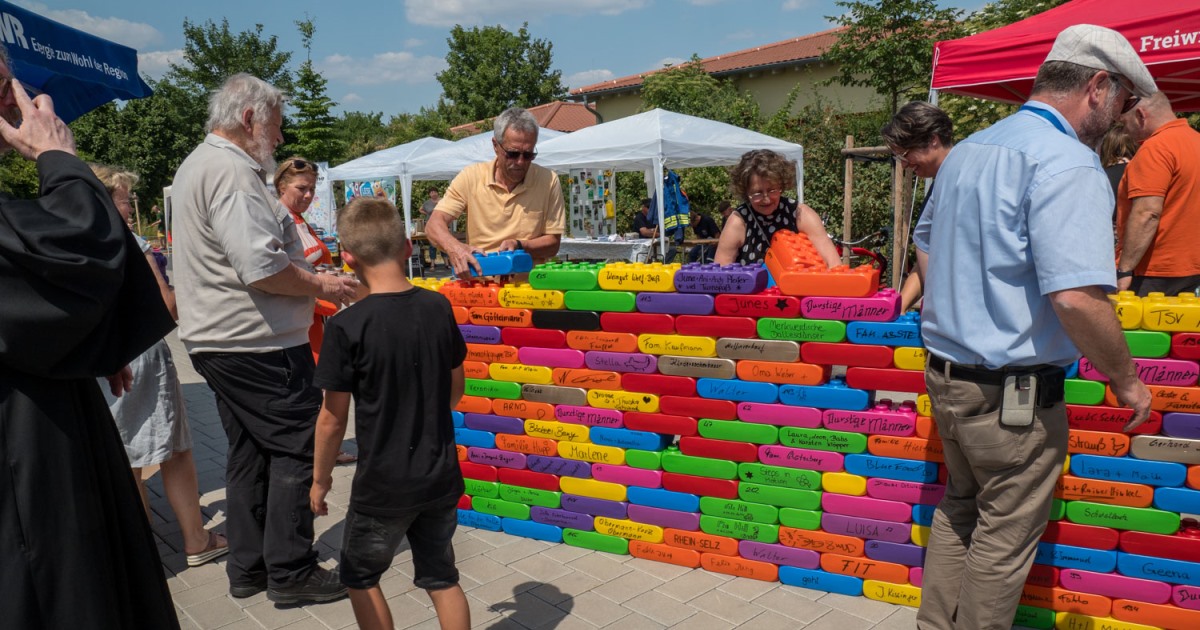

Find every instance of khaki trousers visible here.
[916,364,1068,630]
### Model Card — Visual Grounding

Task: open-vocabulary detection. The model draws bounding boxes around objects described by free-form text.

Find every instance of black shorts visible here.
[339,496,461,590]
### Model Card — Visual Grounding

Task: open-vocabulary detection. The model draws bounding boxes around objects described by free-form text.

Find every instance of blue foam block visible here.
[844,454,938,483]
[452,411,464,428]
[778,566,863,596]
[626,486,701,513]
[502,517,563,543]
[1070,454,1187,487]
[845,312,922,347]
[1117,552,1200,586]
[1035,542,1117,573]
[454,427,496,449]
[778,378,869,410]
[458,509,502,531]
[697,378,780,404]
[470,250,534,277]
[912,504,936,526]
[590,426,672,451]
[1154,487,1200,514]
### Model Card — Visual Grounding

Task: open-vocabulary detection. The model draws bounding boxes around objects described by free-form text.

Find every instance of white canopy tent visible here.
[534,109,805,257]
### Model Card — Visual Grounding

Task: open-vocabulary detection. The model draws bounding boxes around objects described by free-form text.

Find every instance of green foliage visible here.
[285,19,344,162]
[825,0,965,114]
[966,0,1069,33]
[169,19,293,95]
[386,106,455,146]
[639,56,762,129]
[332,111,390,162]
[0,150,39,198]
[437,23,565,124]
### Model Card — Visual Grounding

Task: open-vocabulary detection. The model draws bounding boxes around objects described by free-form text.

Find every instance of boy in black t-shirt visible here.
[311,197,469,630]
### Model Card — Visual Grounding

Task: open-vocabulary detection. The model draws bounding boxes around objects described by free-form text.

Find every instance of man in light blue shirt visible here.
[913,25,1153,630]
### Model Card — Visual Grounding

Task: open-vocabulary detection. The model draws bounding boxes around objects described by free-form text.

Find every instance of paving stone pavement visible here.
[154,326,915,629]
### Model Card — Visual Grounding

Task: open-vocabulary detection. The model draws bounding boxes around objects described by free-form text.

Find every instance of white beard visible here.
[247,124,277,173]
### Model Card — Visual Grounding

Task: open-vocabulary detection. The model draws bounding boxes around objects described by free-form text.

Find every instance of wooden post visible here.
[132,191,142,236]
[842,136,854,267]
[891,162,905,289]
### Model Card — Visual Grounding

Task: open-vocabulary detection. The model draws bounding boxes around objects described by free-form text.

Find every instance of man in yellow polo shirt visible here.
[426,107,565,278]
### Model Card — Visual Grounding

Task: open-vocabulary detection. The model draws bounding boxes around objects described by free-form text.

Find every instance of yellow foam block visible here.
[595,517,663,542]
[525,419,591,443]
[498,284,565,310]
[822,472,868,496]
[557,441,625,465]
[638,334,717,357]
[1140,292,1200,332]
[915,395,932,417]
[911,524,930,547]
[488,363,553,385]
[864,580,921,608]
[1054,612,1158,630]
[597,262,679,292]
[1109,291,1144,330]
[560,477,628,502]
[892,347,927,371]
[586,388,659,413]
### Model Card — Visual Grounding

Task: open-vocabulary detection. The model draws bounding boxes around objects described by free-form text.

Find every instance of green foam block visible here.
[739,482,822,510]
[464,479,499,499]
[738,463,822,491]
[1124,330,1171,358]
[699,496,780,524]
[563,528,629,554]
[564,290,636,312]
[1049,499,1066,521]
[472,497,531,520]
[698,418,779,444]
[779,427,868,453]
[1013,605,1055,630]
[757,318,846,342]
[1064,379,1105,405]
[529,263,603,291]
[625,449,662,470]
[661,450,739,480]
[699,514,779,543]
[498,484,561,509]
[779,508,823,530]
[464,378,522,400]
[1065,500,1181,534]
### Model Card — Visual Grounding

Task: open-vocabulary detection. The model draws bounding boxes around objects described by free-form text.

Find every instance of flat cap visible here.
[1044,24,1157,98]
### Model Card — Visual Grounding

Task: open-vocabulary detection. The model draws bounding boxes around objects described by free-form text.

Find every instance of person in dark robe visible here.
[0,53,180,628]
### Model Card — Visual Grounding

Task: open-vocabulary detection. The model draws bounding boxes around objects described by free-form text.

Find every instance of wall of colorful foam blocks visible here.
[409,254,1200,630]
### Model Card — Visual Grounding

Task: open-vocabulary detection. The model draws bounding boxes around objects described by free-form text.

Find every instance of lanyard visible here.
[1019,105,1069,136]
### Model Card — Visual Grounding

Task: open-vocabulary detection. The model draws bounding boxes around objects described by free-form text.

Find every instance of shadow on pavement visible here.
[487,581,574,629]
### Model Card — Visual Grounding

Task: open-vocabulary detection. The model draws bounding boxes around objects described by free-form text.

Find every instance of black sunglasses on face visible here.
[495,140,536,161]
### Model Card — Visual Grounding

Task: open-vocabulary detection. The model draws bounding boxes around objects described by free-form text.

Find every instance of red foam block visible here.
[662,472,739,499]
[714,292,801,318]
[460,461,499,481]
[661,395,737,420]
[600,312,675,334]
[622,373,697,397]
[501,327,567,348]
[1026,564,1059,588]
[679,436,759,463]
[498,468,561,492]
[675,315,758,339]
[1041,520,1120,550]
[623,411,699,436]
[1120,531,1200,563]
[801,342,894,368]
[845,367,927,394]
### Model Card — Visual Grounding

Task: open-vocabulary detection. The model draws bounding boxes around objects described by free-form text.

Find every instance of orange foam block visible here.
[736,360,826,385]
[494,434,558,457]
[1068,429,1131,457]
[778,526,865,556]
[452,306,469,324]
[663,528,739,556]
[492,399,555,421]
[439,281,501,307]
[629,540,701,568]
[764,230,880,298]
[463,361,490,380]
[466,343,518,364]
[455,395,493,414]
[1112,598,1200,629]
[819,553,909,583]
[1021,585,1112,617]
[702,553,779,581]
[468,307,532,328]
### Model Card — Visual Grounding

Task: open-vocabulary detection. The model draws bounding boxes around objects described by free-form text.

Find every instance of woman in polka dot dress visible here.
[713,149,842,267]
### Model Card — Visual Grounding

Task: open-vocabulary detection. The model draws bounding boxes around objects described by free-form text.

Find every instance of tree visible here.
[824,0,965,114]
[285,19,343,162]
[639,56,761,129]
[437,23,565,124]
[169,19,293,95]
[332,111,390,162]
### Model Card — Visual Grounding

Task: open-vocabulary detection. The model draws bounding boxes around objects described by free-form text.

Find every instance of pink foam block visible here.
[822,494,913,523]
[592,464,662,488]
[1079,357,1199,387]
[1173,585,1200,610]
[909,567,923,587]
[866,478,946,505]
[555,405,623,427]
[823,404,917,436]
[800,289,901,322]
[1059,568,1172,604]
[737,402,822,427]
[758,445,845,472]
[519,347,586,369]
[467,447,527,470]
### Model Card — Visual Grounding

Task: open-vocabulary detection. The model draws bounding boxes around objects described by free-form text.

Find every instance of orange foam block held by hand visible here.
[764,230,879,298]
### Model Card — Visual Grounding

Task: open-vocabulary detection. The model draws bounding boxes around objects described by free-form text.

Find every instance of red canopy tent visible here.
[931,0,1200,111]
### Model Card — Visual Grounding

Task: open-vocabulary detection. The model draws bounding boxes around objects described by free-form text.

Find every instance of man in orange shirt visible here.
[1116,92,1200,296]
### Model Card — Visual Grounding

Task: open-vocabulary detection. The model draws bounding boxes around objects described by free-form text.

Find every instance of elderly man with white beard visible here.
[172,73,357,605]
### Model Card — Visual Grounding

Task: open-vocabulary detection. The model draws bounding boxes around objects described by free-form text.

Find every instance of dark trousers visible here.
[687,244,715,263]
[1130,273,1200,297]
[191,345,322,589]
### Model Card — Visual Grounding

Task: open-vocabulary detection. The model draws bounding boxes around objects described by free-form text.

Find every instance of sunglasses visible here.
[495,141,536,161]
[289,159,317,171]
[1109,74,1140,115]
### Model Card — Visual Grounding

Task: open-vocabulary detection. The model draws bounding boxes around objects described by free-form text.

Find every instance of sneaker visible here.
[266,567,348,605]
[229,579,267,599]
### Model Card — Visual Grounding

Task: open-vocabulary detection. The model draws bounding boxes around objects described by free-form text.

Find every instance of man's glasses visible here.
[1110,74,1140,115]
[497,143,537,161]
[747,188,781,202]
[0,77,12,101]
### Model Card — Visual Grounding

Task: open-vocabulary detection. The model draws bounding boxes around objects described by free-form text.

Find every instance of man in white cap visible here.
[913,24,1154,629]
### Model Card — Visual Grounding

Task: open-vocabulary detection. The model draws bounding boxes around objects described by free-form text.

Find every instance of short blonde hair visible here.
[88,162,139,194]
[337,197,407,266]
[729,150,795,200]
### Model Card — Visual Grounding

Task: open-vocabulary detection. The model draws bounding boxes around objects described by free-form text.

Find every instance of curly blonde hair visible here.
[88,162,139,194]
[729,149,795,200]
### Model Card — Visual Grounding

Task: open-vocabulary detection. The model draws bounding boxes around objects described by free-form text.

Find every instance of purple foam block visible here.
[526,455,592,478]
[626,504,700,531]
[464,413,525,435]
[1163,412,1200,439]
[531,506,595,531]
[674,263,768,295]
[865,540,927,567]
[561,494,628,519]
[821,513,911,543]
[459,324,502,344]
[738,541,820,569]
[635,292,715,315]
[467,447,527,470]
[585,351,658,373]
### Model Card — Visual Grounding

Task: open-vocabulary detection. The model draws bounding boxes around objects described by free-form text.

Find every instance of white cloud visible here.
[13,1,163,49]
[656,57,687,68]
[404,38,424,49]
[782,0,815,10]
[405,0,649,27]
[342,92,363,104]
[318,52,447,86]
[565,69,614,89]
[137,49,184,79]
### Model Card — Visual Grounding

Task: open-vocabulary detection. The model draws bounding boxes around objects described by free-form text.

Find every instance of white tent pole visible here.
[653,158,666,262]
[795,151,804,205]
[401,172,413,275]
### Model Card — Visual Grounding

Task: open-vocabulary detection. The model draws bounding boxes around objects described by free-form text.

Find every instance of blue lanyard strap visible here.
[1019,105,1069,136]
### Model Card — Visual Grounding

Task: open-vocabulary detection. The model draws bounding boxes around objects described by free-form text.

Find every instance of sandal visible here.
[186,530,229,567]
[335,451,358,465]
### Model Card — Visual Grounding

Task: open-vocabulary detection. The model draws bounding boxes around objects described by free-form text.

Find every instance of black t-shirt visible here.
[632,210,655,235]
[692,214,720,239]
[315,288,467,515]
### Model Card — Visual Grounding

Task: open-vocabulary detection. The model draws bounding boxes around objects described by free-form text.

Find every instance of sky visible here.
[31,0,982,118]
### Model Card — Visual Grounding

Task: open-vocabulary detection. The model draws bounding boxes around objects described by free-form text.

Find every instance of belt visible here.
[927,354,1050,385]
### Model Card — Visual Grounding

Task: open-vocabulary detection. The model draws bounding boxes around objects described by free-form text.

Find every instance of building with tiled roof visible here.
[450,100,598,137]
[567,27,879,121]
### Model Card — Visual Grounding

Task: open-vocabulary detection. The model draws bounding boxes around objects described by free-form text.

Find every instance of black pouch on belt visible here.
[1034,365,1066,407]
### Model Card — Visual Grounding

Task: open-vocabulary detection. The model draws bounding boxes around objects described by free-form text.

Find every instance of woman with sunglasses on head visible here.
[274,157,358,465]
[713,149,842,268]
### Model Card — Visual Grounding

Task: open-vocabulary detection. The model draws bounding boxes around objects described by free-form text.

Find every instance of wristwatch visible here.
[1116,269,1134,279]
[515,240,524,250]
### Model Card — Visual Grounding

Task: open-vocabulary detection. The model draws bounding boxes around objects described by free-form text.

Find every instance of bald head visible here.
[1124,90,1176,142]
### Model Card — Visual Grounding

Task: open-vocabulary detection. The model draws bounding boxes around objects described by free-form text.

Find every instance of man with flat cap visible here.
[912,24,1154,629]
